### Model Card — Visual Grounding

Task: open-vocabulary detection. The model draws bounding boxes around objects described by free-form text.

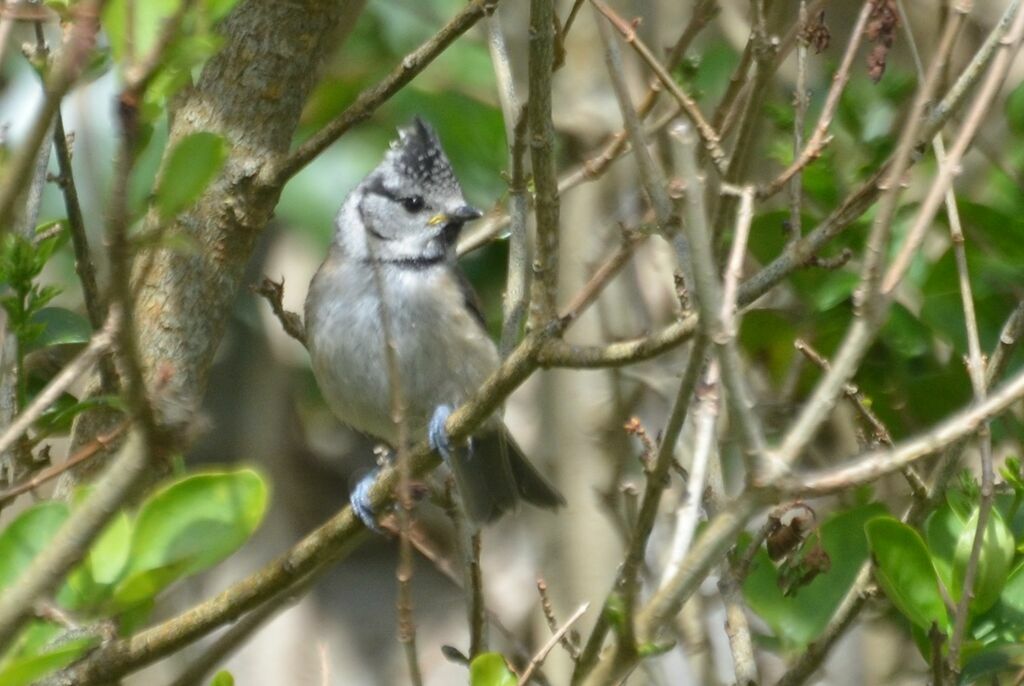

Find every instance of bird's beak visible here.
[427,205,483,226]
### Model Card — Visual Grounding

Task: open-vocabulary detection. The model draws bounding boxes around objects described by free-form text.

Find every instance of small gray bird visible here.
[305,118,564,525]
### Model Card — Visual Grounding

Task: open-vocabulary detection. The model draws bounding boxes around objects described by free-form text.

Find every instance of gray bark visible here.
[67,0,366,479]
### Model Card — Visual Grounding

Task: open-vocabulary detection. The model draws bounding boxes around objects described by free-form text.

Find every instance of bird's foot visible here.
[350,468,386,533]
[428,404,457,464]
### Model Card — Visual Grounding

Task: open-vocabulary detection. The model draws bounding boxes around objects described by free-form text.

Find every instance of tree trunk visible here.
[66,0,366,481]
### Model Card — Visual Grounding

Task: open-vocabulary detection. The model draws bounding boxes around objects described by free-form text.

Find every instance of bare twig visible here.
[786,0,811,244]
[526,0,560,325]
[0,310,119,458]
[783,363,1024,495]
[658,360,718,588]
[272,0,499,184]
[882,8,1021,294]
[537,578,580,661]
[252,277,307,346]
[758,3,873,199]
[0,425,150,648]
[518,603,589,686]
[671,124,767,463]
[590,0,728,175]
[0,420,130,508]
[0,0,101,236]
[51,110,116,392]
[574,337,708,681]
[488,8,531,356]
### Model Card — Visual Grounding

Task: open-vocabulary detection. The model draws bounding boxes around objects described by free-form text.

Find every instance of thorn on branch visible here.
[252,276,307,347]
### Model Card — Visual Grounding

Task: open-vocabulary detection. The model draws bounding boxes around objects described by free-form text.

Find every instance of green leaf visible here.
[744,503,887,647]
[0,635,99,686]
[866,516,949,633]
[102,0,181,63]
[880,302,932,358]
[204,0,240,21]
[154,132,228,219]
[925,501,970,591]
[1007,81,1024,134]
[118,470,268,595]
[63,511,134,611]
[0,502,70,591]
[112,560,194,609]
[1000,560,1024,615]
[469,653,517,686]
[0,622,62,667]
[23,307,92,353]
[952,507,1016,614]
[209,671,235,686]
[960,644,1024,685]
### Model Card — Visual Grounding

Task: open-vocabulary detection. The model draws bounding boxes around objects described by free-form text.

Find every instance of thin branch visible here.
[526,0,560,325]
[719,566,758,686]
[272,0,499,184]
[518,603,589,686]
[757,2,873,199]
[252,277,307,346]
[163,579,311,686]
[556,230,645,329]
[591,0,728,176]
[537,577,580,661]
[51,109,116,392]
[782,363,1024,495]
[574,336,708,681]
[671,124,767,462]
[881,5,1023,294]
[0,420,130,509]
[0,424,151,648]
[786,0,811,244]
[0,0,101,237]
[487,5,531,356]
[657,360,718,589]
[0,310,119,458]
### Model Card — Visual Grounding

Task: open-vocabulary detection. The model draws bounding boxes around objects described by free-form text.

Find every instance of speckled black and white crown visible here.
[386,117,459,194]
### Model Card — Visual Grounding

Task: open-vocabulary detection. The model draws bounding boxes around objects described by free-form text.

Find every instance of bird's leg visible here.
[429,403,475,464]
[349,445,394,533]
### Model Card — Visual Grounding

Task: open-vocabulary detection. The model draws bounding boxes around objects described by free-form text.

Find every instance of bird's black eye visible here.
[402,195,425,213]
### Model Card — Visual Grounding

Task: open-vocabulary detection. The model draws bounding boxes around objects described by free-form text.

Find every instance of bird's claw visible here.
[428,404,456,464]
[350,468,386,534]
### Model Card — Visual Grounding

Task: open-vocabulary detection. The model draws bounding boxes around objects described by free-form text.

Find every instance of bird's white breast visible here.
[305,252,499,445]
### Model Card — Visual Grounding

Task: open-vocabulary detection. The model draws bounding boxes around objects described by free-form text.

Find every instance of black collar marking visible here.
[359,255,445,270]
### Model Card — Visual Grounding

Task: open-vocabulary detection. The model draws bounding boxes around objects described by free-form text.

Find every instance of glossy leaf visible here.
[952,507,1016,613]
[0,635,99,686]
[469,653,517,686]
[960,644,1024,685]
[102,0,181,63]
[23,307,92,353]
[116,470,268,600]
[743,503,886,647]
[866,516,949,633]
[112,560,194,610]
[154,132,228,219]
[925,500,970,590]
[0,502,69,591]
